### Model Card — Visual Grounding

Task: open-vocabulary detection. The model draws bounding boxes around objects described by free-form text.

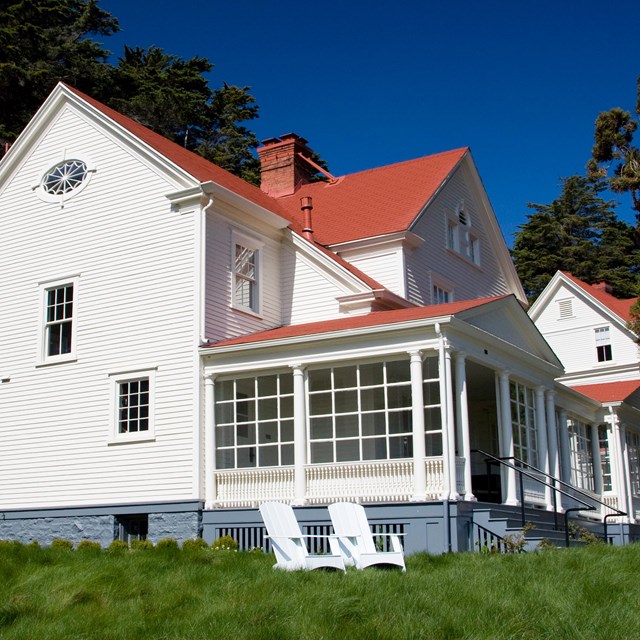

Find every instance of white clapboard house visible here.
[1,83,638,552]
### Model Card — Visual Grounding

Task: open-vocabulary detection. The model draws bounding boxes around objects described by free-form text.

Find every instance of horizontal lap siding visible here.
[341,249,403,297]
[406,168,510,305]
[0,107,198,509]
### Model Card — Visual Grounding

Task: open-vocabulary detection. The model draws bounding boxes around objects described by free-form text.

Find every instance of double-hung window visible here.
[109,369,156,442]
[232,233,262,314]
[595,327,612,362]
[39,277,78,364]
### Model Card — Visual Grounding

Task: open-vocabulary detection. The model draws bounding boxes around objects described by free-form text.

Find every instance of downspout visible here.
[199,192,215,344]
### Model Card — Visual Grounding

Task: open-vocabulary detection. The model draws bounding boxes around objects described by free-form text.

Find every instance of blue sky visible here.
[100,0,639,245]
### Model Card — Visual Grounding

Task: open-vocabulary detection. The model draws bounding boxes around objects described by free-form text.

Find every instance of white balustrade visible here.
[425,457,445,499]
[455,457,465,496]
[214,467,295,507]
[520,471,546,505]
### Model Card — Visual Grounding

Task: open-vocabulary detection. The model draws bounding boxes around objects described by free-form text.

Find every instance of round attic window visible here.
[42,159,88,195]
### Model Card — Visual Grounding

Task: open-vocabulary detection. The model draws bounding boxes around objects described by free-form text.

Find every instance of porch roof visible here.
[204,296,508,349]
[571,379,640,403]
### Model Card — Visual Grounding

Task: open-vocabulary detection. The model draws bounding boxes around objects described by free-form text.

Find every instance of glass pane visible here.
[216,425,234,447]
[236,399,255,422]
[424,406,441,431]
[259,445,278,467]
[310,441,334,464]
[309,392,332,416]
[335,413,358,438]
[236,378,255,399]
[387,383,411,409]
[258,375,278,397]
[361,387,385,411]
[280,395,293,418]
[423,381,440,406]
[280,420,294,442]
[237,424,255,445]
[258,421,278,444]
[215,401,234,424]
[389,435,413,459]
[362,412,386,436]
[258,397,277,420]
[389,410,411,434]
[334,390,357,414]
[309,368,331,391]
[310,416,332,440]
[281,444,294,466]
[334,365,357,389]
[362,437,387,460]
[386,360,410,383]
[359,362,383,386]
[280,373,293,395]
[217,380,234,401]
[216,449,234,469]
[425,432,443,456]
[336,439,359,462]
[236,447,256,468]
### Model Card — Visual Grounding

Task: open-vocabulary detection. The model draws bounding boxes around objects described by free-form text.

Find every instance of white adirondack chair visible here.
[328,502,406,571]
[259,502,346,572]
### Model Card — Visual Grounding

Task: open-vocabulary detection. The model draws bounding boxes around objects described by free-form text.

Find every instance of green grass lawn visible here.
[1,541,639,639]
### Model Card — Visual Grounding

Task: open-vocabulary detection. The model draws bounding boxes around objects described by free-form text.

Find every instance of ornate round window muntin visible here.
[42,159,88,195]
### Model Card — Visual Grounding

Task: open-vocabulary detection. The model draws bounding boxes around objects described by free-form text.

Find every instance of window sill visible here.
[445,247,482,270]
[36,356,78,368]
[230,304,263,320]
[108,434,156,445]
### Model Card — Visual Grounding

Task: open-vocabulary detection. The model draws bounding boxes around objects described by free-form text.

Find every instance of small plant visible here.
[182,538,209,553]
[211,535,239,552]
[108,539,129,553]
[502,522,535,554]
[568,522,603,545]
[77,540,102,553]
[536,538,557,551]
[130,538,154,551]
[155,538,179,553]
[50,538,74,551]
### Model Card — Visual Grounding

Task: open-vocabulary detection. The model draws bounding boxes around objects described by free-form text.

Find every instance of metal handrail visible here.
[471,449,626,545]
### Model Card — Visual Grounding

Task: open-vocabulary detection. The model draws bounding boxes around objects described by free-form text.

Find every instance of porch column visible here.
[291,364,307,505]
[608,409,630,522]
[454,352,474,500]
[590,423,603,497]
[557,409,571,484]
[619,424,635,523]
[409,350,427,501]
[204,375,216,510]
[535,386,552,509]
[443,344,459,500]
[498,370,518,505]
[545,390,560,481]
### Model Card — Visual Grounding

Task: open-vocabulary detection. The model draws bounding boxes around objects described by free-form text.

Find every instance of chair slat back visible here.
[329,502,377,554]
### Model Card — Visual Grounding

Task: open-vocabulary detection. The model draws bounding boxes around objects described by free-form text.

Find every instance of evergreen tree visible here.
[511,176,640,302]
[588,76,640,228]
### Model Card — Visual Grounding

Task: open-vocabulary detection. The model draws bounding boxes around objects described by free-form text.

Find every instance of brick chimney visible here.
[257,133,316,197]
[593,281,613,294]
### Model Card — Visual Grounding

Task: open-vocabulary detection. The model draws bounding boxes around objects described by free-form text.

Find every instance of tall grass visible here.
[0,541,639,639]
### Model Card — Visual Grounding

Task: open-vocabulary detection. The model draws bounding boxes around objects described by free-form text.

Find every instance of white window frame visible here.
[594,326,612,363]
[432,285,451,305]
[510,380,538,467]
[231,231,263,316]
[626,432,640,496]
[108,368,156,444]
[37,276,79,365]
[568,419,595,492]
[33,156,96,206]
[446,201,480,267]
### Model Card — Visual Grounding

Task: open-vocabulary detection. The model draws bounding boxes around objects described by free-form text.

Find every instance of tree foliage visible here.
[588,77,640,226]
[511,176,640,302]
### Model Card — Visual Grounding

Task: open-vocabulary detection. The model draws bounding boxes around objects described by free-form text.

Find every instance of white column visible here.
[499,370,518,505]
[454,352,474,500]
[409,350,426,501]
[291,364,307,505]
[608,409,629,521]
[443,345,459,500]
[535,386,552,509]
[557,409,571,484]
[619,424,636,523]
[545,391,559,481]
[590,423,603,497]
[204,376,216,509]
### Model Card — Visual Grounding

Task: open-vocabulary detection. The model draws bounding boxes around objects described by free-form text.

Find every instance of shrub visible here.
[182,538,209,553]
[77,540,102,553]
[130,538,154,551]
[211,535,239,552]
[155,538,179,553]
[50,538,74,551]
[108,539,129,553]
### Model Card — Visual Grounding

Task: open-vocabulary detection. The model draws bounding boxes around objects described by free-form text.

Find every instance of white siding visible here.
[0,106,199,508]
[534,285,640,379]
[339,248,404,296]
[405,167,511,304]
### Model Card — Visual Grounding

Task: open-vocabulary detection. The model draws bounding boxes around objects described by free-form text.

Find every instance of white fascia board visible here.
[201,314,455,357]
[328,231,424,253]
[553,382,602,420]
[527,271,564,321]
[287,231,374,294]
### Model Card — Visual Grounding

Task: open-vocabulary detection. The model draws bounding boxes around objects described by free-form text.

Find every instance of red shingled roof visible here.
[572,380,640,403]
[275,148,468,245]
[561,272,638,323]
[206,296,507,349]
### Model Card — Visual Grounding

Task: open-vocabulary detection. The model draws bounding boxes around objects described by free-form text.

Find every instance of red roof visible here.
[572,380,640,403]
[276,148,468,245]
[206,296,507,348]
[561,272,637,322]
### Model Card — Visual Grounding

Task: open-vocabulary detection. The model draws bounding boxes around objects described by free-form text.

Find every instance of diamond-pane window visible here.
[43,160,88,195]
